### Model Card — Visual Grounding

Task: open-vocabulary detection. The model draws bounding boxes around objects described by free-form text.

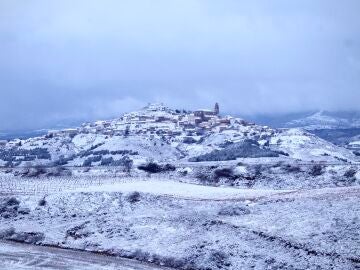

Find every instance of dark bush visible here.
[163,164,176,171]
[209,251,231,268]
[0,197,20,218]
[53,156,68,166]
[101,157,114,166]
[309,164,324,176]
[126,191,141,203]
[214,168,235,179]
[93,150,110,155]
[253,164,263,177]
[115,156,133,172]
[5,197,20,207]
[8,231,45,244]
[26,166,47,177]
[45,167,72,177]
[344,168,357,178]
[218,206,250,216]
[110,150,138,155]
[273,150,289,156]
[0,148,51,163]
[45,133,53,139]
[18,207,30,215]
[282,164,302,173]
[182,137,197,144]
[137,162,175,173]
[82,158,92,167]
[189,140,278,162]
[132,249,150,261]
[79,143,105,157]
[124,125,130,137]
[38,197,46,206]
[82,155,102,167]
[195,171,214,183]
[138,162,162,173]
[66,222,91,240]
[92,155,102,162]
[219,140,234,148]
[334,156,348,163]
[0,227,15,239]
[159,256,186,268]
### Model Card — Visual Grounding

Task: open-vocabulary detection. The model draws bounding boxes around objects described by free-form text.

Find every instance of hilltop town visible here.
[53,103,252,139]
[0,103,358,173]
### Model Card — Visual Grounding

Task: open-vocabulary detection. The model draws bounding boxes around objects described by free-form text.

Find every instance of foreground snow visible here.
[0,240,170,270]
[0,177,359,269]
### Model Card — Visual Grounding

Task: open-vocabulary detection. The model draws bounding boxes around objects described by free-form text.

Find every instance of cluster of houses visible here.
[46,103,250,138]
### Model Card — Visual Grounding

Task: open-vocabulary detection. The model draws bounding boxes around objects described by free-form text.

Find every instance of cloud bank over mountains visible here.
[1,0,360,130]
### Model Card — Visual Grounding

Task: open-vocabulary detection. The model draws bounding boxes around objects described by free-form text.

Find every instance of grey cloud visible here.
[0,0,359,131]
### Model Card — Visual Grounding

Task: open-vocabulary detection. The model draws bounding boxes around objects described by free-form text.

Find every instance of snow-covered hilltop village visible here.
[0,102,359,170]
[59,102,245,137]
[1,103,360,270]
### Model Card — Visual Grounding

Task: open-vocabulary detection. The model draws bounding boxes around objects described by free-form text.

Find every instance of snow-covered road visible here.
[75,180,292,200]
[74,179,360,201]
[0,241,171,270]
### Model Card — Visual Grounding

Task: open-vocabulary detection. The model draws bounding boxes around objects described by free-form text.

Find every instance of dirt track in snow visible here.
[0,240,172,270]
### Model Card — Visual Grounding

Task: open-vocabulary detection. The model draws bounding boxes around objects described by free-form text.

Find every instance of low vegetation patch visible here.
[137,162,175,173]
[189,140,278,162]
[218,205,250,216]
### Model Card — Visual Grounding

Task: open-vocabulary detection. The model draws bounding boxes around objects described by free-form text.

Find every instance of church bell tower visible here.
[214,102,219,115]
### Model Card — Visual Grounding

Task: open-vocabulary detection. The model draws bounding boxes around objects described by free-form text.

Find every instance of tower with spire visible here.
[214,102,219,115]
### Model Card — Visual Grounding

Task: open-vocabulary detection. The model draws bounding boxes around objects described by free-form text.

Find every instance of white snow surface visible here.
[270,128,355,161]
[75,180,289,200]
[1,176,359,270]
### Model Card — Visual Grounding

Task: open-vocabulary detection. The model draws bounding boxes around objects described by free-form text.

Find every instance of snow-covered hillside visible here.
[285,111,360,130]
[0,104,358,170]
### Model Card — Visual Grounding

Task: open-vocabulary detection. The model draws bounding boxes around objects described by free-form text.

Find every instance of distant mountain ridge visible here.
[242,110,360,151]
[0,121,85,140]
[241,110,360,130]
[284,111,360,130]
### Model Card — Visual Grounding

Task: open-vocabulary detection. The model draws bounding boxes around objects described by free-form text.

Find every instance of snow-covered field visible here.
[0,176,359,269]
[75,180,291,200]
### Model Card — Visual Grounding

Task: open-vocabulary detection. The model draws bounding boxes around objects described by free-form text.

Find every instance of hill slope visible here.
[0,104,357,168]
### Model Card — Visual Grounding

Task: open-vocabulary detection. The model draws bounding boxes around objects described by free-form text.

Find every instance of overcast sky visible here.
[1,0,360,131]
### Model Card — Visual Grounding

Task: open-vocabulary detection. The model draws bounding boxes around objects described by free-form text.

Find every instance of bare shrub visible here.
[8,231,45,244]
[126,191,141,203]
[344,168,356,178]
[309,165,324,176]
[0,197,20,218]
[208,250,231,268]
[195,171,214,184]
[137,162,175,174]
[66,222,91,240]
[218,205,250,216]
[138,162,162,173]
[214,168,235,179]
[282,164,302,173]
[0,227,15,239]
[38,197,47,206]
